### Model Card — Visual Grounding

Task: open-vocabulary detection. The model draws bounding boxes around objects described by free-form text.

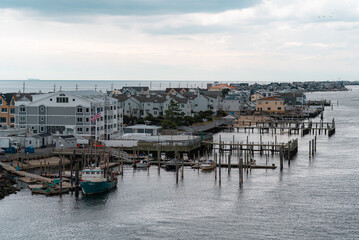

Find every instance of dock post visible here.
[239,144,243,188]
[280,146,283,171]
[309,140,311,159]
[288,141,291,166]
[75,163,79,198]
[312,138,315,156]
[228,153,231,175]
[219,142,222,186]
[70,155,73,190]
[181,153,184,179]
[214,152,217,181]
[176,146,179,184]
[59,155,63,196]
[314,136,317,153]
[157,149,160,172]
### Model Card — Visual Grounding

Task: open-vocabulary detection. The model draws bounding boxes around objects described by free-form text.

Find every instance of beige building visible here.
[250,93,264,102]
[256,96,285,113]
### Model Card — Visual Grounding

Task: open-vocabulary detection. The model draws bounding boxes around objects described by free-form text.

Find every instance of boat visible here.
[29,182,69,195]
[80,167,117,195]
[165,159,181,171]
[200,160,216,171]
[136,160,150,169]
[183,153,191,162]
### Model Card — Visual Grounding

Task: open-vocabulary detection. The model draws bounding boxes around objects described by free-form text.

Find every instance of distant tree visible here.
[165,99,185,125]
[162,119,177,129]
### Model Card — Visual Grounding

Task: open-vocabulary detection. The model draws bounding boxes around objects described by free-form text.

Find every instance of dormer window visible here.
[57,94,68,103]
[20,106,26,112]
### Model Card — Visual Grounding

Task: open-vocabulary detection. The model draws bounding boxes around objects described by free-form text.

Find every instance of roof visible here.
[209,84,235,89]
[165,88,189,93]
[170,95,188,104]
[125,124,162,130]
[258,96,283,101]
[133,95,167,103]
[59,135,76,139]
[14,93,36,101]
[112,94,129,102]
[0,93,15,104]
[38,133,52,137]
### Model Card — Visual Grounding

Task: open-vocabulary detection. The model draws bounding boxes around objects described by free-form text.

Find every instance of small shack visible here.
[124,124,162,136]
[25,135,42,148]
[55,135,77,149]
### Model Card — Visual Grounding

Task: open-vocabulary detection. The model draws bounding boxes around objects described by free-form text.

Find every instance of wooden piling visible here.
[75,163,79,198]
[309,140,312,159]
[239,144,243,188]
[280,146,283,171]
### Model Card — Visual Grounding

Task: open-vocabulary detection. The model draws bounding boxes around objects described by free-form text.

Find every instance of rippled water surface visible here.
[1,87,359,239]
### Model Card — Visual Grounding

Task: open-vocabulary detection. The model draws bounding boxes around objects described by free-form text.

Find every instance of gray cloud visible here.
[0,0,262,16]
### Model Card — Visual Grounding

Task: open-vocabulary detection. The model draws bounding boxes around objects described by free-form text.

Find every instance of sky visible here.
[0,0,359,82]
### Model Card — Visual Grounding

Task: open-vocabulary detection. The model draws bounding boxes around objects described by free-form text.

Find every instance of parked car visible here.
[0,148,5,155]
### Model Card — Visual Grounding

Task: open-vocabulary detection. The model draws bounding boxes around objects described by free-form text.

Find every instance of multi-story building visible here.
[256,96,285,113]
[0,93,16,127]
[15,90,120,140]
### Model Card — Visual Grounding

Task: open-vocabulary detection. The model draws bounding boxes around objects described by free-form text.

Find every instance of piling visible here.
[314,136,317,152]
[214,152,217,181]
[75,163,79,198]
[228,153,231,175]
[280,146,283,171]
[59,155,63,196]
[239,145,243,188]
[309,140,312,159]
[219,143,222,186]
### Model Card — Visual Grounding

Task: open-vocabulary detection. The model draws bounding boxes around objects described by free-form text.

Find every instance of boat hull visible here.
[81,179,117,195]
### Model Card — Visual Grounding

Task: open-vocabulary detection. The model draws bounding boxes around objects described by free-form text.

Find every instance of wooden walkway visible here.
[0,161,52,183]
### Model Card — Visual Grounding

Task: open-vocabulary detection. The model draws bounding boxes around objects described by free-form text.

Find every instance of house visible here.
[256,96,285,113]
[165,88,189,96]
[55,135,77,149]
[250,93,264,102]
[15,90,120,140]
[0,93,16,128]
[120,87,149,96]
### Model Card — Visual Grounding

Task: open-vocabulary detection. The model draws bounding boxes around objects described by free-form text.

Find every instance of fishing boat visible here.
[165,159,181,171]
[200,160,216,171]
[136,160,150,169]
[80,167,117,195]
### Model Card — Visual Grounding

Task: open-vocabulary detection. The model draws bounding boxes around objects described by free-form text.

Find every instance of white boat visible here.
[136,160,150,169]
[200,161,215,171]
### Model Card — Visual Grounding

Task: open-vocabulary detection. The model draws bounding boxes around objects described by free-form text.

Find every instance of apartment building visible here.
[15,90,120,140]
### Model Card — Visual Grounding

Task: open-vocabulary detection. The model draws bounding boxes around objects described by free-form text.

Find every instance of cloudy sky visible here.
[0,0,358,81]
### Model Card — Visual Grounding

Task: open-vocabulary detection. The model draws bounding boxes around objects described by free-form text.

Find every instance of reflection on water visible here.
[1,87,359,239]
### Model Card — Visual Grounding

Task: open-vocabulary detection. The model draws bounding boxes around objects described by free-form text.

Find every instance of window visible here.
[0,117,6,123]
[20,116,25,122]
[10,117,14,123]
[11,99,14,105]
[20,106,26,112]
[267,107,271,110]
[10,108,15,114]
[278,107,282,110]
[86,108,89,113]
[86,128,89,132]
[73,99,75,101]
[56,97,68,103]
[275,102,277,105]
[40,127,44,132]
[86,118,89,122]
[40,106,45,112]
[1,108,7,113]
[77,118,83,123]
[77,127,83,132]
[41,117,44,121]
[50,98,52,101]
[265,102,268,104]
[77,108,83,113]
[0,99,2,105]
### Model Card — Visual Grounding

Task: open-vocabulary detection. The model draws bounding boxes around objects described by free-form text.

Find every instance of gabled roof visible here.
[209,84,235,89]
[170,95,188,104]
[133,95,167,103]
[165,88,189,93]
[0,93,16,104]
[112,94,129,102]
[59,135,76,139]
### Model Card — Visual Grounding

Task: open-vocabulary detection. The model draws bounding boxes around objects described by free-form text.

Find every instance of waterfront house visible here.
[123,124,161,136]
[208,84,235,92]
[15,90,120,140]
[256,96,285,113]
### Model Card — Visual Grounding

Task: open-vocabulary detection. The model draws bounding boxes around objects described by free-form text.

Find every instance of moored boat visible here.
[165,159,181,171]
[29,182,69,195]
[80,167,117,195]
[136,160,150,169]
[200,160,216,171]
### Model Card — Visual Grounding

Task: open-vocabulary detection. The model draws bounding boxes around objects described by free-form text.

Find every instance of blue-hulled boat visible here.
[80,167,117,195]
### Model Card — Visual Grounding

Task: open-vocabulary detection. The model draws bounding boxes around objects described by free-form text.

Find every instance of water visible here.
[0,80,217,93]
[1,87,359,239]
